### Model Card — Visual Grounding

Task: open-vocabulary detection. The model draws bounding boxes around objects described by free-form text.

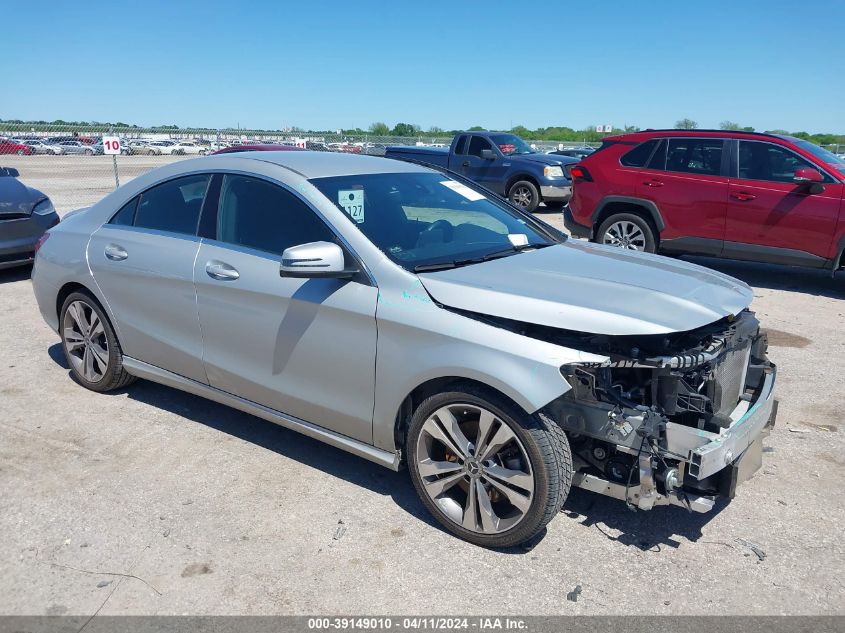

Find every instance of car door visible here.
[87,173,211,383]
[635,137,729,254]
[193,174,378,443]
[460,136,505,195]
[725,140,841,264]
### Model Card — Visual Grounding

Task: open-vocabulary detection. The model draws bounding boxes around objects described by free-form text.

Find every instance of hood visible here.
[0,178,44,217]
[511,153,579,166]
[418,241,753,336]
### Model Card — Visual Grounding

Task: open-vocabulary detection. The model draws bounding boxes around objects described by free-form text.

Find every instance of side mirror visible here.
[793,167,825,194]
[480,149,497,160]
[279,241,357,279]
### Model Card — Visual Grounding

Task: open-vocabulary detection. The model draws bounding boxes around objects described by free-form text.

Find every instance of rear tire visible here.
[406,386,572,548]
[508,180,540,213]
[60,291,136,393]
[595,212,657,253]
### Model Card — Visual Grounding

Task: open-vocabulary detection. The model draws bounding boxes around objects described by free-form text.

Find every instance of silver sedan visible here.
[31,152,776,547]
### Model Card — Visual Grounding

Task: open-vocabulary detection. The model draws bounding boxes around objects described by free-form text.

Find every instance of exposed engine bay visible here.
[457,307,778,512]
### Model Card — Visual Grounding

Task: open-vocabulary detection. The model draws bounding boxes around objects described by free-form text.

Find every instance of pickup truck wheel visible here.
[596,213,656,253]
[407,387,572,548]
[508,180,540,213]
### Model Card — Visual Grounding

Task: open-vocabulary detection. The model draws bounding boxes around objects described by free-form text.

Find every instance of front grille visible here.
[712,342,751,416]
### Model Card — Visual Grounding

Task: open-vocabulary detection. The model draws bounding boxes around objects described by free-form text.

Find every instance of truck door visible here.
[459,136,506,195]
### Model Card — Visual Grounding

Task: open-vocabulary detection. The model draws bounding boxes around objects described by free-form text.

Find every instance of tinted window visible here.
[467,136,493,157]
[646,139,667,169]
[110,197,138,226]
[134,174,209,235]
[738,141,821,183]
[217,175,336,255]
[454,135,467,155]
[620,140,659,167]
[665,139,723,175]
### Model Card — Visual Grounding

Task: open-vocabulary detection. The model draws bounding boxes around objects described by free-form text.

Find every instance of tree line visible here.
[2,118,843,146]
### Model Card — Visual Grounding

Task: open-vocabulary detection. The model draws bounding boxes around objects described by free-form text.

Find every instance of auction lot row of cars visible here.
[0,129,842,547]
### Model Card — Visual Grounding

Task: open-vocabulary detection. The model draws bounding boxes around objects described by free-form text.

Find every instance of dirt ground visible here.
[0,155,843,615]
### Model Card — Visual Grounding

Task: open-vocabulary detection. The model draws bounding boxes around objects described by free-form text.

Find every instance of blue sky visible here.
[4,1,843,132]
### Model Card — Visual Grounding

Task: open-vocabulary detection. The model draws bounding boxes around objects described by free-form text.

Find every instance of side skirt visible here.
[122,356,401,471]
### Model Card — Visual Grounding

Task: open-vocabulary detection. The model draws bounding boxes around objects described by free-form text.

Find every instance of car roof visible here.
[211,150,431,179]
[604,129,796,143]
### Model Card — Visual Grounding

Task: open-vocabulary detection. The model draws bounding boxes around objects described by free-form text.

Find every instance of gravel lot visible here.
[1,156,843,616]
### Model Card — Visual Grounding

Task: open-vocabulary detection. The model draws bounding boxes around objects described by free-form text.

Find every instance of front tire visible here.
[407,387,572,548]
[60,292,136,393]
[508,180,540,213]
[595,212,657,253]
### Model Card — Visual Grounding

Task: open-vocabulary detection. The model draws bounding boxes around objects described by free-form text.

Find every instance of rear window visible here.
[133,174,210,235]
[620,139,659,167]
[664,138,724,176]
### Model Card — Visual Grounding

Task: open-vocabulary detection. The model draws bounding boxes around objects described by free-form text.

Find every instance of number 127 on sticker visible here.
[338,190,365,223]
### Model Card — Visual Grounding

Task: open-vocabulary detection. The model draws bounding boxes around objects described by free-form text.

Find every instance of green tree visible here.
[427,126,445,134]
[675,118,698,129]
[391,122,419,137]
[720,121,742,130]
[368,122,390,135]
[468,125,485,131]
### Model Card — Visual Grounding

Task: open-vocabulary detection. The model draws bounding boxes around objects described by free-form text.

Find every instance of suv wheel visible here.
[508,180,540,213]
[596,213,656,253]
[407,387,572,548]
[60,292,136,393]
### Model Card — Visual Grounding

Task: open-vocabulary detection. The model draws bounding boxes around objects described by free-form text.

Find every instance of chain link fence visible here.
[3,123,841,215]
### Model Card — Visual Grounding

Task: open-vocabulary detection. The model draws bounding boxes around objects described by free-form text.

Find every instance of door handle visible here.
[104,244,128,261]
[462,160,470,167]
[205,260,240,281]
[731,191,757,202]
[642,180,664,187]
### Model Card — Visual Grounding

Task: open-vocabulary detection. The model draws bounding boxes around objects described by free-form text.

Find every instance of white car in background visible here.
[144,140,179,155]
[22,140,62,155]
[170,141,208,155]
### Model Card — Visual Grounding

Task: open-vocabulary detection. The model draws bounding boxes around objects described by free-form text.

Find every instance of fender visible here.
[591,195,666,232]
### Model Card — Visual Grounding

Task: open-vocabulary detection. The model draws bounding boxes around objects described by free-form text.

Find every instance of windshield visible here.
[789,138,845,169]
[310,172,556,271]
[489,134,536,156]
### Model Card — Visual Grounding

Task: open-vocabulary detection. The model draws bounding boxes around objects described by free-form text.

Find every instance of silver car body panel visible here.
[31,151,761,486]
[419,240,753,336]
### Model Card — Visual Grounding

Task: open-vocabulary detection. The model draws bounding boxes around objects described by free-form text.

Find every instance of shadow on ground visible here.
[48,342,723,553]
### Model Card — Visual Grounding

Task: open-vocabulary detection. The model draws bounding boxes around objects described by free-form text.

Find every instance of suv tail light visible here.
[34,232,50,255]
[570,166,593,182]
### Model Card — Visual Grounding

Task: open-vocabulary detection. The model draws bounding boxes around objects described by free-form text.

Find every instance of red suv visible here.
[566,130,845,271]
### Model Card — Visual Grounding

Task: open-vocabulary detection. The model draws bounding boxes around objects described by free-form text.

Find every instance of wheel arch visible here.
[591,196,665,233]
[55,282,121,340]
[392,376,536,463]
[505,173,540,198]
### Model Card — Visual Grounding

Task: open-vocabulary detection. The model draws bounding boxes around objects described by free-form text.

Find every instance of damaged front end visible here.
[461,307,777,513]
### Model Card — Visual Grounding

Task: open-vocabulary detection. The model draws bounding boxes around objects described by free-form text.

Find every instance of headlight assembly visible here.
[33,199,56,216]
[544,165,564,178]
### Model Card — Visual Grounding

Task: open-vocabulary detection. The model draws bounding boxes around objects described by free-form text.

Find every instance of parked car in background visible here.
[22,140,62,155]
[31,151,776,548]
[386,131,577,211]
[144,140,178,155]
[547,147,595,160]
[170,141,208,155]
[0,138,34,155]
[56,141,96,156]
[211,144,303,154]
[0,166,60,269]
[566,129,845,272]
[128,139,152,154]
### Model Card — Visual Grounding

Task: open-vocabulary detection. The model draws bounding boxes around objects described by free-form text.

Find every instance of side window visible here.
[620,139,659,167]
[110,197,138,226]
[134,174,210,235]
[665,139,723,176]
[467,136,493,157]
[454,135,467,155]
[646,139,667,169]
[738,141,821,183]
[217,175,336,255]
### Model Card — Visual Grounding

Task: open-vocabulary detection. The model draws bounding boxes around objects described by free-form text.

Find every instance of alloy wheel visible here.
[511,186,533,208]
[63,300,109,382]
[603,220,646,250]
[415,404,534,535]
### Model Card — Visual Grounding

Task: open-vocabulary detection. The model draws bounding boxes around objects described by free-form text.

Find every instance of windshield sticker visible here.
[338,189,365,223]
[440,180,485,202]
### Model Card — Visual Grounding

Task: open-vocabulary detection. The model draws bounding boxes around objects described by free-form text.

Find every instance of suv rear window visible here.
[664,139,724,176]
[620,139,659,167]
